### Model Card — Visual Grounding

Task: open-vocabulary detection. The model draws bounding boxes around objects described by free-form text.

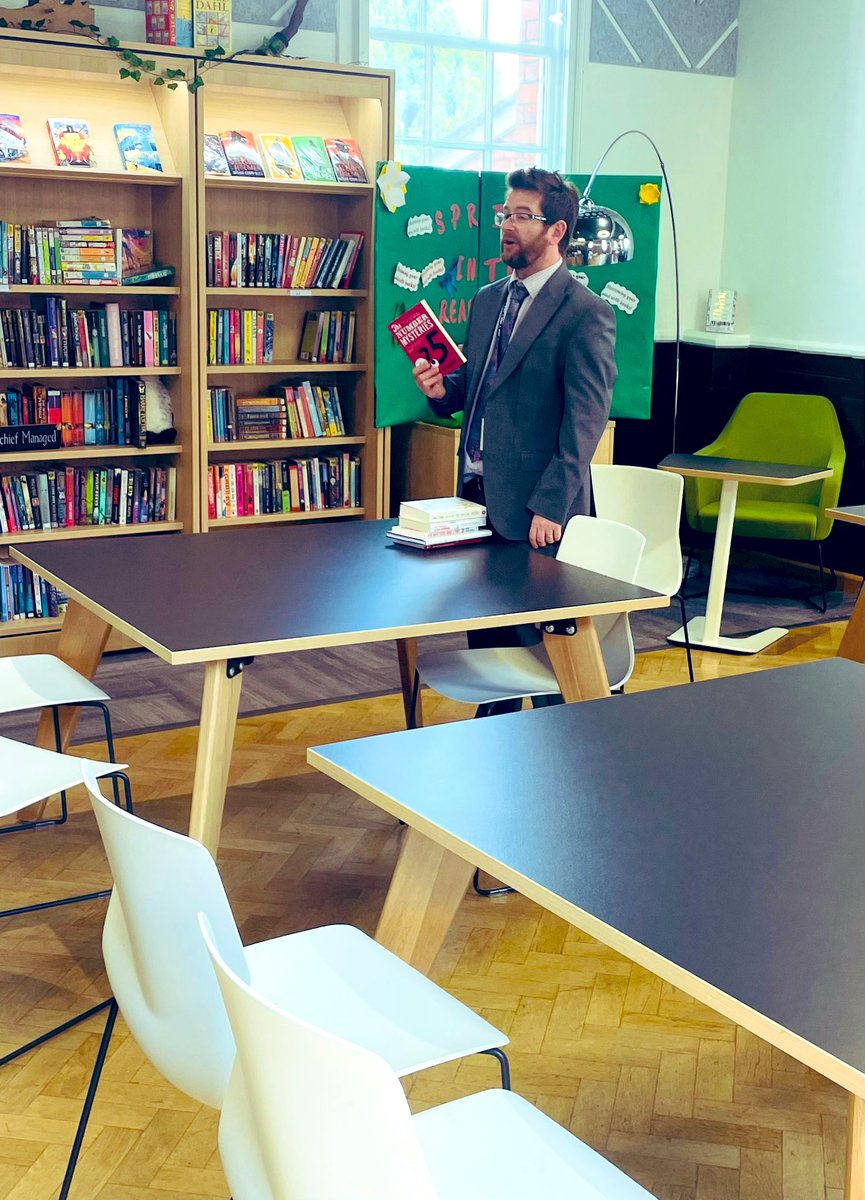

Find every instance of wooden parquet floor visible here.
[0,619,852,1200]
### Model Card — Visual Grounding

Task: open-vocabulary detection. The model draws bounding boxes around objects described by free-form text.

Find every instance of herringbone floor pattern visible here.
[0,619,851,1199]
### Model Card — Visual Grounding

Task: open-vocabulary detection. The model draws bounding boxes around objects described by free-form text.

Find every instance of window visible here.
[368,0,569,172]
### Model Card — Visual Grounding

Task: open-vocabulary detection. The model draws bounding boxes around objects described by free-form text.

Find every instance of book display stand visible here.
[0,30,393,652]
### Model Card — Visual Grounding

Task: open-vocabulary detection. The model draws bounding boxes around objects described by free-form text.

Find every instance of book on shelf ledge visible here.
[203,132,231,177]
[258,134,303,181]
[206,309,274,366]
[0,115,29,164]
[291,135,337,184]
[47,119,96,168]
[388,300,466,375]
[324,137,368,183]
[1,379,149,449]
[205,230,363,290]
[1,562,67,622]
[298,309,356,364]
[207,381,346,442]
[1,301,177,370]
[0,462,176,533]
[388,494,489,549]
[219,130,265,179]
[114,124,163,174]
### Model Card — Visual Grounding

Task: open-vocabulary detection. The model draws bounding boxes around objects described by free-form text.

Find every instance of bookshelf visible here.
[0,32,393,648]
[194,57,393,529]
[0,33,197,649]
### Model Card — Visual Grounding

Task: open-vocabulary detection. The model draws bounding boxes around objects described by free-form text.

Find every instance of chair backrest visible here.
[555,515,646,690]
[200,916,438,1200]
[590,464,685,595]
[686,393,846,537]
[83,767,248,1108]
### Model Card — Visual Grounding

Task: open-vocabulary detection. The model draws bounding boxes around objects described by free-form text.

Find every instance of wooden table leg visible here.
[847,1092,864,1200]
[23,600,113,820]
[396,637,422,728]
[838,587,864,664]
[376,826,473,973]
[544,615,609,702]
[187,660,243,856]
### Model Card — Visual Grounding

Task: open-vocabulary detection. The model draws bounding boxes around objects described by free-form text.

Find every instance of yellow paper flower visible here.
[639,182,661,205]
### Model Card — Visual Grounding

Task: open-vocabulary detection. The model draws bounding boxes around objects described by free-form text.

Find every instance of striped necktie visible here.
[465,280,529,464]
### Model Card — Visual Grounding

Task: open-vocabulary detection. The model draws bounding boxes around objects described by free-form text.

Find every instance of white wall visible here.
[568,2,735,341]
[721,0,865,356]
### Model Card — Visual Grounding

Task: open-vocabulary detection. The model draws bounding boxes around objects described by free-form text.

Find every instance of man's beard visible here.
[501,242,530,270]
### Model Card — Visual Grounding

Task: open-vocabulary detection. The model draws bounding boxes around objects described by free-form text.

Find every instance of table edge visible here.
[826,507,865,526]
[659,463,834,487]
[307,745,865,1100]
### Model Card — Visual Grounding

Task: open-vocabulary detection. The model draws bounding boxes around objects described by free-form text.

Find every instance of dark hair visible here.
[506,167,580,254]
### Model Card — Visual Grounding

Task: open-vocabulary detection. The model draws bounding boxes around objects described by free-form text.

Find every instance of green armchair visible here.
[684,392,846,609]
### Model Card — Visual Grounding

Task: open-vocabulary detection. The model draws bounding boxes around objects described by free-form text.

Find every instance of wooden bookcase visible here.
[194,57,393,530]
[0,33,197,650]
[0,32,393,651]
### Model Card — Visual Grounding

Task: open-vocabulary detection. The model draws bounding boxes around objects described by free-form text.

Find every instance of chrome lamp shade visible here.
[568,199,634,267]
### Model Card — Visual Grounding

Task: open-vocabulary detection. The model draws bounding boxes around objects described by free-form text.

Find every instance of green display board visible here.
[374,165,662,427]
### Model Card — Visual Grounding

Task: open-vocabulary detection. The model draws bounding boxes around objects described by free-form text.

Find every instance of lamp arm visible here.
[581,129,681,451]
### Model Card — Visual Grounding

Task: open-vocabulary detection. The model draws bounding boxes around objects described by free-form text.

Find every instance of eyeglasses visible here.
[494,210,549,227]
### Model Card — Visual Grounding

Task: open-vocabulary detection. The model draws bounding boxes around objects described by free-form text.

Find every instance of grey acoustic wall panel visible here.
[590,0,739,76]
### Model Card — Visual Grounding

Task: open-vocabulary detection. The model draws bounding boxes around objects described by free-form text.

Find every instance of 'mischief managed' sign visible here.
[0,425,62,453]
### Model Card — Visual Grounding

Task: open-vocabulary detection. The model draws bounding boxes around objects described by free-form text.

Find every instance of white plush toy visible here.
[144,378,177,444]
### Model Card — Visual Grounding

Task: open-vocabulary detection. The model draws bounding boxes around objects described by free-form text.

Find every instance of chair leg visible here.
[479,1046,512,1090]
[677,593,696,683]
[0,997,114,1069]
[472,867,514,898]
[84,701,121,806]
[58,999,119,1200]
[814,543,828,613]
[407,671,421,730]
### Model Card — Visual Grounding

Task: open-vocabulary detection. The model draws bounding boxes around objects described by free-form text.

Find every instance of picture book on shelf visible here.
[117,229,155,278]
[203,132,230,176]
[114,123,163,173]
[324,137,367,183]
[291,135,337,183]
[47,118,96,168]
[389,300,466,375]
[0,114,29,164]
[219,130,265,178]
[145,0,193,46]
[258,134,303,181]
[194,0,231,48]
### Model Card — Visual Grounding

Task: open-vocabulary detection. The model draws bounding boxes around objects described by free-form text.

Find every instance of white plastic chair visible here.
[412,516,647,718]
[0,654,118,827]
[201,918,655,1200]
[591,464,694,681]
[62,775,511,1197]
[0,738,131,1119]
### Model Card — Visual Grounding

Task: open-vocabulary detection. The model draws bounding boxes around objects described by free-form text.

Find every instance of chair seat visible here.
[416,1088,653,1199]
[0,736,125,818]
[0,655,109,716]
[244,924,506,1077]
[418,645,559,706]
[695,499,819,541]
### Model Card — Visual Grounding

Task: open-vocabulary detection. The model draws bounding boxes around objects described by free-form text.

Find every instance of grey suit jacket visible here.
[429,262,617,542]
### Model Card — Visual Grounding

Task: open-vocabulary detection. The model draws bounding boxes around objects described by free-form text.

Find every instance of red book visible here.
[388,299,466,376]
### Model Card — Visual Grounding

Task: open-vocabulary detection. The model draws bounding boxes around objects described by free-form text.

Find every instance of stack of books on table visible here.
[388,496,491,550]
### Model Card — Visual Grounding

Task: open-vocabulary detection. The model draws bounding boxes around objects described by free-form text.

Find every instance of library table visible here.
[827,505,865,664]
[659,453,832,654]
[308,658,865,1200]
[12,520,666,854]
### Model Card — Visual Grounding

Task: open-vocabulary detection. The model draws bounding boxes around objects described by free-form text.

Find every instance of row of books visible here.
[144,0,229,50]
[0,115,165,174]
[0,221,156,287]
[207,310,275,366]
[298,310,356,365]
[208,382,347,443]
[0,464,177,533]
[204,131,367,184]
[205,230,364,291]
[0,379,148,448]
[207,454,360,519]
[0,301,178,370]
[0,563,67,623]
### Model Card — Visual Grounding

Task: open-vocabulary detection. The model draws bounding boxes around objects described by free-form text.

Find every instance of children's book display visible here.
[0,114,169,174]
[0,115,28,164]
[47,118,96,167]
[202,129,368,185]
[114,123,163,173]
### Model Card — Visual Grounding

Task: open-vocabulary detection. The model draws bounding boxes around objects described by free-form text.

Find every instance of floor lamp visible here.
[570,129,681,451]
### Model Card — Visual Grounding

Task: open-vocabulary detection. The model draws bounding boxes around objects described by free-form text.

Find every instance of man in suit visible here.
[413,167,617,549]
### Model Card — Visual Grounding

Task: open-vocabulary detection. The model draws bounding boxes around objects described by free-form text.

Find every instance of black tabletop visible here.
[659,453,832,483]
[310,659,865,1088]
[14,521,665,664]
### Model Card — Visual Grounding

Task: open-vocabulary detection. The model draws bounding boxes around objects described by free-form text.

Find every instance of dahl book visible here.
[324,137,367,183]
[114,123,164,173]
[258,134,303,181]
[292,135,337,184]
[194,0,231,48]
[47,119,96,168]
[203,132,230,176]
[0,114,29,164]
[219,130,265,178]
[388,300,466,376]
